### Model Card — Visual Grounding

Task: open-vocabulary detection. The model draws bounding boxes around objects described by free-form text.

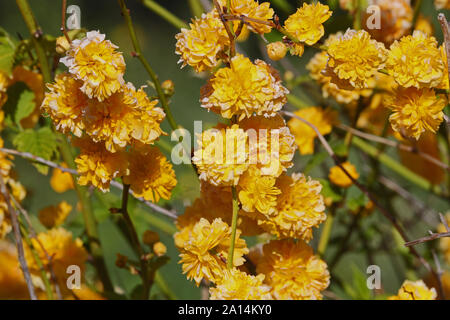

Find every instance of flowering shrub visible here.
[0,0,449,301]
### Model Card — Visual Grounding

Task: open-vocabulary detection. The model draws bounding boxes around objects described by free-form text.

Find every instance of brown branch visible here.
[60,0,71,43]
[337,124,450,172]
[281,110,442,293]
[405,231,450,247]
[0,175,37,300]
[438,14,450,90]
[213,0,236,57]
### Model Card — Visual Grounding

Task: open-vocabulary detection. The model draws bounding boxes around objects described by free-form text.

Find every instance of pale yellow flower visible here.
[175,11,229,73]
[50,163,74,193]
[61,31,125,101]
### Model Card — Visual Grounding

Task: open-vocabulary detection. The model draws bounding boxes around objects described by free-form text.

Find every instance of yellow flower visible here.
[239,114,296,177]
[288,107,336,155]
[326,29,388,89]
[388,280,437,300]
[178,218,248,286]
[74,137,129,192]
[123,147,177,203]
[175,11,229,73]
[415,15,434,37]
[439,44,449,90]
[219,0,274,34]
[256,239,330,300]
[25,228,88,288]
[84,83,165,153]
[385,87,446,140]
[38,201,72,229]
[192,124,250,186]
[438,212,450,265]
[386,31,445,88]
[50,163,74,193]
[201,54,288,120]
[329,161,359,188]
[61,31,125,101]
[41,73,86,137]
[209,268,272,300]
[237,166,280,215]
[284,2,332,45]
[363,0,412,45]
[256,173,326,241]
[0,241,29,299]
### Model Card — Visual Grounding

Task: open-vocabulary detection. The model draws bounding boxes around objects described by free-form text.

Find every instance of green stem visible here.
[411,0,423,32]
[58,139,114,292]
[227,186,240,269]
[119,0,178,131]
[15,0,113,293]
[15,0,51,83]
[120,184,150,299]
[352,137,445,197]
[141,0,188,29]
[188,0,204,18]
[353,0,362,30]
[20,223,54,300]
[154,271,178,300]
[287,94,310,109]
[318,210,334,256]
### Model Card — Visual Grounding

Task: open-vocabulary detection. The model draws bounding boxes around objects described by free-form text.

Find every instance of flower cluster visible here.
[388,280,437,300]
[175,1,330,299]
[42,31,177,201]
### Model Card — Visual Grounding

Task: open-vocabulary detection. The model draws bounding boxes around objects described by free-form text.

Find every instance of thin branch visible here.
[405,231,450,247]
[337,124,450,172]
[281,110,442,291]
[0,147,78,174]
[432,250,446,299]
[60,0,71,43]
[439,213,450,232]
[0,147,177,219]
[11,195,63,299]
[0,175,37,300]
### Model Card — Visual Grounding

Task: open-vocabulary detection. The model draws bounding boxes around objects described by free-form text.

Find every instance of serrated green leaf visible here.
[14,89,35,127]
[3,82,29,125]
[13,127,58,175]
[0,35,15,73]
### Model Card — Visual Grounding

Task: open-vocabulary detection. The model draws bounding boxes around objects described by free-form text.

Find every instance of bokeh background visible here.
[0,0,449,299]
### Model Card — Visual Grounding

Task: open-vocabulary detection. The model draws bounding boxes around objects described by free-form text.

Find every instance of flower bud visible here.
[267,41,287,61]
[115,253,128,269]
[56,36,70,54]
[289,43,305,57]
[153,241,167,257]
[162,79,175,97]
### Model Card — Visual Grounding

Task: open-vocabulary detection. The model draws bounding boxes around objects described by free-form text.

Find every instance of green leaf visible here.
[3,82,30,125]
[14,89,35,127]
[13,127,58,175]
[0,31,15,73]
[346,185,369,212]
[304,151,327,174]
[342,264,373,300]
[318,178,343,203]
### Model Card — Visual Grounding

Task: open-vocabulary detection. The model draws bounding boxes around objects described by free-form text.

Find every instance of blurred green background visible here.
[0,0,449,299]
